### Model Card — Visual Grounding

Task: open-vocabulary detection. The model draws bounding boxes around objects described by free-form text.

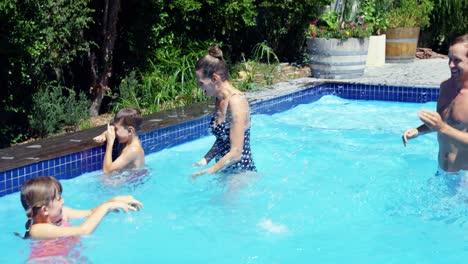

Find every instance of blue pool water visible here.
[1,95,468,263]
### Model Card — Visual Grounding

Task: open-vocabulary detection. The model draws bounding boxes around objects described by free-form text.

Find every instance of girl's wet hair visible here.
[195,44,231,81]
[15,176,62,239]
[114,107,143,131]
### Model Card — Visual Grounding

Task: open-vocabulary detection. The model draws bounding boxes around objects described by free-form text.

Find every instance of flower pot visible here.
[306,37,369,79]
[385,27,420,63]
[366,34,386,67]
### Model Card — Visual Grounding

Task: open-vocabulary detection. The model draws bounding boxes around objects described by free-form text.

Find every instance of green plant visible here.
[359,0,392,35]
[2,0,92,86]
[387,0,434,28]
[233,42,280,90]
[252,42,280,86]
[252,42,280,65]
[307,10,372,39]
[1,0,92,144]
[113,42,209,114]
[0,94,29,147]
[306,0,372,40]
[252,0,330,60]
[29,83,89,137]
[114,71,142,111]
[234,57,257,91]
[79,120,93,130]
[62,90,90,130]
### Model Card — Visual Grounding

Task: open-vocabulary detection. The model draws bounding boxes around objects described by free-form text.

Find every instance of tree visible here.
[88,0,121,116]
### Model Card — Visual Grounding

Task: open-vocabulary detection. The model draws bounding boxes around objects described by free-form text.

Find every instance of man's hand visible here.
[402,128,419,146]
[418,110,446,132]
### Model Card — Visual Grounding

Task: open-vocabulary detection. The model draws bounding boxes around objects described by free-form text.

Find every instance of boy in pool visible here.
[93,107,145,174]
[16,176,143,240]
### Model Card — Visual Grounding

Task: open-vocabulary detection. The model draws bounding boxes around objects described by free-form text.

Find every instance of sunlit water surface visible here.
[1,95,467,263]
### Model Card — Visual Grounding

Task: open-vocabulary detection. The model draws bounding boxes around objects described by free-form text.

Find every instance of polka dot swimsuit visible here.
[210,97,256,173]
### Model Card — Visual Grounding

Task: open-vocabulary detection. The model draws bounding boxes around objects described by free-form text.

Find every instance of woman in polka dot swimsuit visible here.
[192,44,256,178]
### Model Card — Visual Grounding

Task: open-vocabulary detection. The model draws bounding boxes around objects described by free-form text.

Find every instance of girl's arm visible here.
[63,195,143,220]
[30,197,143,239]
[62,206,91,220]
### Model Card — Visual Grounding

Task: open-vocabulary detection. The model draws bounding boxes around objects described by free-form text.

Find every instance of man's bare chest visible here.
[442,96,468,127]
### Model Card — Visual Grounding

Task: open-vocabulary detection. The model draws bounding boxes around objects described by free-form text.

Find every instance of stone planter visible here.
[385,27,420,63]
[306,37,369,79]
[366,34,386,67]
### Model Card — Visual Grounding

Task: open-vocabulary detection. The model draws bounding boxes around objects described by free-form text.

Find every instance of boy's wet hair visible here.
[16,176,63,239]
[114,107,143,131]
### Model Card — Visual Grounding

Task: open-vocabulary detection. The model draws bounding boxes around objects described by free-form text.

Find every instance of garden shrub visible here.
[29,84,89,137]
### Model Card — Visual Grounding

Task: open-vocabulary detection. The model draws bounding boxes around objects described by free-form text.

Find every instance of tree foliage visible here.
[3,0,92,86]
[9,0,454,148]
[428,0,468,52]
[249,0,330,61]
[0,0,93,147]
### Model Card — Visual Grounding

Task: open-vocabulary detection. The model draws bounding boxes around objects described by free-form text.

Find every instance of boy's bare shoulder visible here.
[122,142,144,156]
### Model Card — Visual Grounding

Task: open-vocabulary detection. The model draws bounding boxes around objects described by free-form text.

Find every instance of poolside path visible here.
[246,58,450,102]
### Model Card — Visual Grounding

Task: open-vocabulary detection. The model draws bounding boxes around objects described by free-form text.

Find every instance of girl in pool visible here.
[192,44,256,177]
[17,176,143,240]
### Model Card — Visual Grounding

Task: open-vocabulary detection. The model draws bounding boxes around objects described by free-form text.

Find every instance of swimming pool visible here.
[1,95,467,263]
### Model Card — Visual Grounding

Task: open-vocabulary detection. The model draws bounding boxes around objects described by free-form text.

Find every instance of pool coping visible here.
[0,79,440,197]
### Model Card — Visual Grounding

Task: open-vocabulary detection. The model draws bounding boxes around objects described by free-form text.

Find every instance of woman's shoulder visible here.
[228,92,248,107]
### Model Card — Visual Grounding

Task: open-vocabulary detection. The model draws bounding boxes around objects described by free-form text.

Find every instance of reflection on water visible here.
[99,168,151,191]
[210,171,262,204]
[26,235,89,264]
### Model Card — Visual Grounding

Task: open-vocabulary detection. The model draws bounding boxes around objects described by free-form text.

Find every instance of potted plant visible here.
[306,0,372,79]
[359,0,392,66]
[385,0,434,63]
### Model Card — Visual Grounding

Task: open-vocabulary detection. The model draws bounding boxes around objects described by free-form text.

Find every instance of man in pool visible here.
[402,34,468,174]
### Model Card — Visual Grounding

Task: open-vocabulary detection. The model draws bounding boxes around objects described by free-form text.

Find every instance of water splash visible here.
[258,218,289,233]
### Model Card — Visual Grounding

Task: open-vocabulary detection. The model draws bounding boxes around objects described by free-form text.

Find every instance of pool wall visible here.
[0,83,439,197]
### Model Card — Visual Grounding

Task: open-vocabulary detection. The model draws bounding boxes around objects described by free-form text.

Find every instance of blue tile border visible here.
[0,83,439,197]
